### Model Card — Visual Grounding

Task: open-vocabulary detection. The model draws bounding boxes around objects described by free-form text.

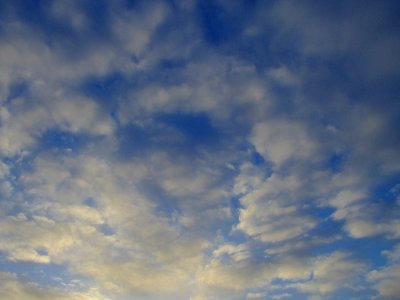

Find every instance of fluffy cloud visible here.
[1,149,229,298]
[198,244,365,299]
[293,252,365,295]
[251,119,317,167]
[0,272,109,300]
[237,174,317,243]
[368,244,400,299]
[0,90,114,155]
[0,1,399,299]
[198,243,310,293]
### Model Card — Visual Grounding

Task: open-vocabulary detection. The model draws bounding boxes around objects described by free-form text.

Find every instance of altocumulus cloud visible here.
[0,0,400,299]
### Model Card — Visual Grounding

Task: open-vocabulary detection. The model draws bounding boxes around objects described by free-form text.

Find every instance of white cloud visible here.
[237,174,316,243]
[0,1,399,299]
[267,65,301,87]
[233,162,266,196]
[0,0,173,104]
[1,151,232,298]
[0,160,9,178]
[368,244,400,299]
[246,292,266,299]
[119,54,270,125]
[294,252,365,295]
[329,189,366,209]
[251,119,317,167]
[48,0,89,30]
[329,193,400,239]
[0,271,110,300]
[50,95,114,135]
[0,88,114,156]
[198,242,367,298]
[266,234,342,255]
[0,213,81,264]
[112,1,168,56]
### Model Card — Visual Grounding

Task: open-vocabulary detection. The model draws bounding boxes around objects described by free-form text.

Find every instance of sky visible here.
[0,0,399,299]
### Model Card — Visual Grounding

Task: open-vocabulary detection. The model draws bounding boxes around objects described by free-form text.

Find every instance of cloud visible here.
[112,1,168,56]
[198,247,308,293]
[47,0,89,30]
[2,150,227,298]
[267,65,301,87]
[368,244,400,299]
[0,214,76,264]
[233,161,268,196]
[198,243,366,299]
[328,188,400,239]
[251,119,317,167]
[0,160,9,177]
[293,251,365,296]
[270,0,400,79]
[0,1,399,299]
[237,174,317,243]
[0,88,114,156]
[0,271,109,300]
[118,54,269,126]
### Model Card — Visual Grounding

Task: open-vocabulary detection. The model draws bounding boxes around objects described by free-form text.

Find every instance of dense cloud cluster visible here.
[0,0,399,299]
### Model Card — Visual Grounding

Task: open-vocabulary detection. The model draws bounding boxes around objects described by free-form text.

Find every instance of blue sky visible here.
[0,0,400,299]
